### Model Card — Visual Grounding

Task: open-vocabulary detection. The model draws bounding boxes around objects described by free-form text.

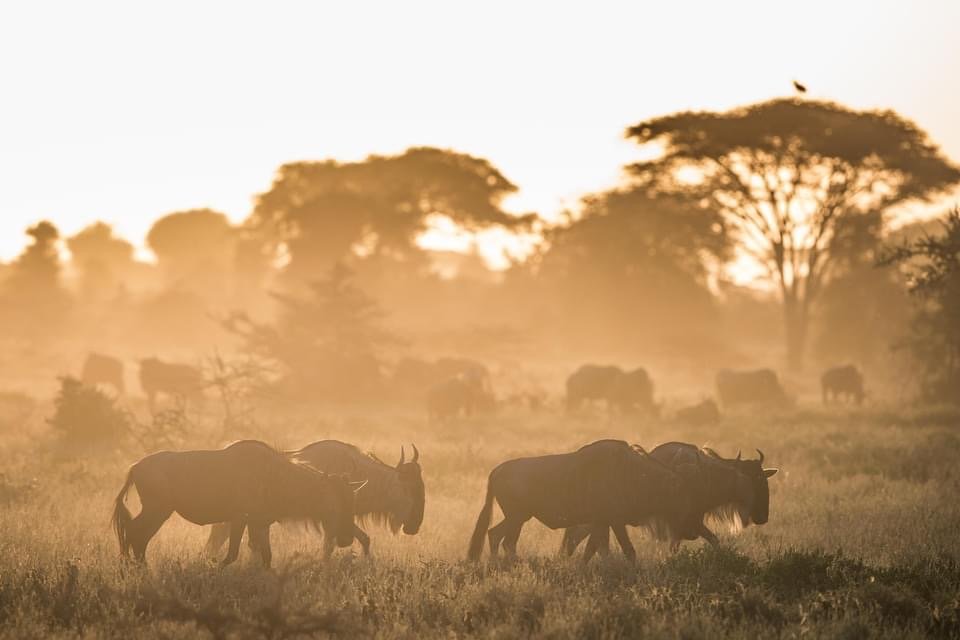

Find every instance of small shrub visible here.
[47,376,129,445]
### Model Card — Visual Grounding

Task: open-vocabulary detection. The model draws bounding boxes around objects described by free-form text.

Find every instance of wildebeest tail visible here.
[467,482,495,561]
[111,468,135,557]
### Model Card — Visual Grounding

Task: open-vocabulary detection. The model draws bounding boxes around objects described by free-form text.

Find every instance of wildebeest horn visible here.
[411,443,419,463]
[703,447,722,459]
[736,449,742,460]
[756,448,765,464]
[349,480,368,492]
[398,446,406,468]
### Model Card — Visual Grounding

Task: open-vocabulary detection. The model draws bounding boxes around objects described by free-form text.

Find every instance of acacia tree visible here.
[626,98,960,369]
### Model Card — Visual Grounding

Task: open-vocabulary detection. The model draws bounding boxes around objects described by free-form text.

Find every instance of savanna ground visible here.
[2,385,960,639]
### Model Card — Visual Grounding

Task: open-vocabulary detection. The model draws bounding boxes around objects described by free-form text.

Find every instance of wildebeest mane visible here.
[236,441,338,533]
[292,441,407,534]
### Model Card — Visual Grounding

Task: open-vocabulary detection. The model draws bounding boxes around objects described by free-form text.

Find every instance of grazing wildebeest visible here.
[566,365,656,414]
[111,440,362,566]
[139,357,204,411]
[821,365,865,405]
[675,399,721,426]
[205,440,424,556]
[427,375,494,422]
[466,440,696,563]
[395,356,492,393]
[434,357,491,389]
[716,369,788,408]
[81,353,124,394]
[562,443,778,556]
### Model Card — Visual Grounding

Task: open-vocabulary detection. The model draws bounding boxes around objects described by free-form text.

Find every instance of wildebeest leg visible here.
[323,527,337,560]
[204,522,231,556]
[582,525,609,563]
[248,522,272,568]
[353,525,371,556]
[130,507,173,563]
[220,520,246,567]
[501,519,525,559]
[611,525,636,562]
[487,519,510,557]
[698,524,719,547]
[560,525,591,556]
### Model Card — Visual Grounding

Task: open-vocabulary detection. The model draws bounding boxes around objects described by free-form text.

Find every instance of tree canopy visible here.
[67,222,135,298]
[146,209,236,296]
[248,147,533,281]
[626,98,960,368]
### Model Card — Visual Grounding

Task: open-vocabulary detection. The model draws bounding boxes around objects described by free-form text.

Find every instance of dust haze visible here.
[1,60,960,640]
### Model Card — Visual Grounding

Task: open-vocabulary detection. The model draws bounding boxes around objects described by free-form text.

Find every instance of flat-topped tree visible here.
[249,147,533,282]
[626,98,960,369]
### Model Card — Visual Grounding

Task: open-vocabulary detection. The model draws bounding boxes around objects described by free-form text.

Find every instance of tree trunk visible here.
[784,300,809,372]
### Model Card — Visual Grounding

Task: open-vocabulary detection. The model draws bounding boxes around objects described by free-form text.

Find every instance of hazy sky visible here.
[1,0,958,262]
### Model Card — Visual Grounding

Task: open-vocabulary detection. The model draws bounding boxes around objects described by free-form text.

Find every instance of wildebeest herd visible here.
[80,352,867,420]
[99,355,867,566]
[111,437,777,567]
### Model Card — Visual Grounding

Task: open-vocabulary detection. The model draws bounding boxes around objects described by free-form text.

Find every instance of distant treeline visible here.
[0,98,957,401]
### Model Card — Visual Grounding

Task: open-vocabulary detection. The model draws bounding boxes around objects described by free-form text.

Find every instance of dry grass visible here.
[0,395,959,638]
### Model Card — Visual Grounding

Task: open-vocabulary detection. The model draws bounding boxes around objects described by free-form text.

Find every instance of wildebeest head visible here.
[396,444,425,535]
[324,473,366,547]
[709,448,778,525]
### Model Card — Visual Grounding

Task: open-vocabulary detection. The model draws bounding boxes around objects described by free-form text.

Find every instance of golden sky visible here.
[1,0,958,265]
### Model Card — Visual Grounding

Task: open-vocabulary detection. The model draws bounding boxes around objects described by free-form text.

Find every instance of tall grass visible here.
[0,399,958,638]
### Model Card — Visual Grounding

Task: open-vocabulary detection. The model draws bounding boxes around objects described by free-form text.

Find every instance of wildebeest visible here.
[394,356,492,392]
[81,353,124,394]
[427,376,493,422]
[111,440,362,566]
[674,399,721,426]
[205,440,424,556]
[466,440,696,562]
[821,365,865,405]
[566,365,657,415]
[139,357,204,411]
[716,369,789,408]
[562,443,778,556]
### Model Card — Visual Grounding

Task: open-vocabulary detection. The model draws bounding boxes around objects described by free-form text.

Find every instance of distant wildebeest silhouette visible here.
[821,365,865,405]
[566,365,657,415]
[205,440,424,557]
[395,356,491,392]
[111,440,362,566]
[562,443,778,556]
[674,399,721,426]
[716,369,789,408]
[426,375,493,421]
[139,357,204,411]
[503,389,548,412]
[81,353,124,394]
[466,439,696,563]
